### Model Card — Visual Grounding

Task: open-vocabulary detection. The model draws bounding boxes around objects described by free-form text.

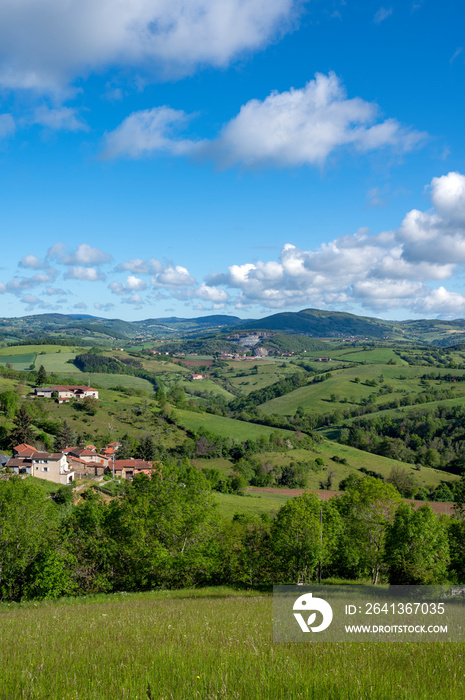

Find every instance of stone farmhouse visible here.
[62,447,109,477]
[107,458,160,480]
[35,385,99,403]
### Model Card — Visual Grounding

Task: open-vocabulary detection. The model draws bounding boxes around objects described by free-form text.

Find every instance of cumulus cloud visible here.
[115,258,150,274]
[195,284,229,303]
[64,266,106,281]
[0,0,297,92]
[210,73,425,167]
[19,254,48,269]
[123,293,144,307]
[48,243,112,266]
[6,272,58,293]
[109,275,147,294]
[204,171,465,317]
[20,295,41,306]
[32,106,88,131]
[151,261,196,287]
[105,73,425,167]
[44,287,69,296]
[102,107,199,159]
[94,302,115,312]
[73,302,88,309]
[430,171,465,224]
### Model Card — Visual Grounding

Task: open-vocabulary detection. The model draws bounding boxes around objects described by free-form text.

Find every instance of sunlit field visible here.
[0,588,463,699]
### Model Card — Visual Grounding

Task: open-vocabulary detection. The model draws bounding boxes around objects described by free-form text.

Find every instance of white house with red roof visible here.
[35,385,99,403]
[9,445,74,484]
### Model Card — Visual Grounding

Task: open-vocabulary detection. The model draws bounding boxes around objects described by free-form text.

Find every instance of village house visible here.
[35,385,99,403]
[62,447,109,475]
[8,446,74,484]
[106,458,160,480]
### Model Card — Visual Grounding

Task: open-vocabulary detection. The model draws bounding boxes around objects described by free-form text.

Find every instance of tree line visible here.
[1,469,465,602]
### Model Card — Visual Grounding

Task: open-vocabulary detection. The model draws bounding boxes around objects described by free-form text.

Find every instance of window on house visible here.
[41,467,49,472]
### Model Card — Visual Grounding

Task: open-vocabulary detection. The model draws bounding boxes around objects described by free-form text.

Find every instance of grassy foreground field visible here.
[0,587,462,699]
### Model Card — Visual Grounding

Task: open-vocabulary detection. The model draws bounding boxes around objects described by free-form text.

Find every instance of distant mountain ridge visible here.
[236,308,392,337]
[1,308,465,345]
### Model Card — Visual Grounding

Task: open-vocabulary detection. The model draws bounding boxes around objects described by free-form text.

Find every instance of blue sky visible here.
[1,0,465,321]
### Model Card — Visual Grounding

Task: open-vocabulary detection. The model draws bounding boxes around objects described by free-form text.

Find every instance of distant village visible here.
[4,440,158,485]
[1,384,158,485]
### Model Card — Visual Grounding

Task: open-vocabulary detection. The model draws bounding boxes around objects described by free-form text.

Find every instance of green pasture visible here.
[227,362,304,395]
[0,344,81,356]
[0,588,462,699]
[140,357,185,373]
[191,456,234,474]
[214,490,292,518]
[29,389,184,448]
[327,347,408,365]
[314,440,457,489]
[258,363,465,417]
[247,441,455,491]
[174,408,294,440]
[88,373,155,393]
[180,378,235,399]
[334,395,465,430]
[0,353,36,370]
[34,351,82,374]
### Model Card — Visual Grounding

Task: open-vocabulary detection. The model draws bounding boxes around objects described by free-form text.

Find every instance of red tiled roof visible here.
[14,443,38,454]
[113,459,157,469]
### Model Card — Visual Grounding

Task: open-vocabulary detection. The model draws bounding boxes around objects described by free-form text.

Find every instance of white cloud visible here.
[73,302,88,310]
[412,287,465,316]
[0,282,6,294]
[430,171,465,224]
[64,266,106,281]
[195,284,229,303]
[374,7,393,24]
[48,243,112,265]
[32,106,88,131]
[204,171,465,317]
[151,262,195,287]
[0,0,297,92]
[0,114,15,138]
[19,254,47,269]
[109,275,147,294]
[6,272,57,292]
[44,287,69,296]
[102,106,199,159]
[20,294,41,306]
[104,73,425,167]
[94,302,115,312]
[124,293,144,307]
[116,258,150,274]
[209,73,425,168]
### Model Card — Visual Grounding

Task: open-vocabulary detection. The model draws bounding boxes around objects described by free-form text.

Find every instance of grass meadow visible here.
[0,587,463,699]
[0,353,36,370]
[214,490,292,518]
[35,351,82,374]
[258,364,465,417]
[173,408,294,440]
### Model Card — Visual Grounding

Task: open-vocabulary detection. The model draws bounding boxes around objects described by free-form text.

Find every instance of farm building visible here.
[35,385,99,403]
[106,458,160,480]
